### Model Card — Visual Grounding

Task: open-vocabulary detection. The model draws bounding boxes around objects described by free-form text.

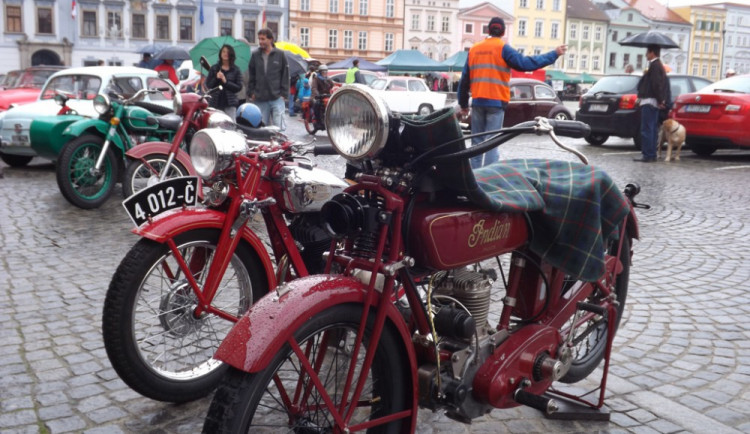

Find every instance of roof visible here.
[440,51,468,71]
[375,50,444,72]
[627,0,691,24]
[568,0,611,21]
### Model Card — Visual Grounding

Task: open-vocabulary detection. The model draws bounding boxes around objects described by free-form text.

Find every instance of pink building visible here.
[457,2,515,51]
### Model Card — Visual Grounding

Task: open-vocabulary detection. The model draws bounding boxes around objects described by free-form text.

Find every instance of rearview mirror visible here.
[200,56,211,72]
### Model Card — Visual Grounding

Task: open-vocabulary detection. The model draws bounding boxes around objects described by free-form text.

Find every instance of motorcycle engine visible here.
[417,267,504,422]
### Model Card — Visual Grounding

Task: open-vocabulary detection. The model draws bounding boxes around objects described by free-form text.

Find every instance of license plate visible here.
[685,104,711,113]
[12,134,29,144]
[589,104,608,112]
[122,176,199,227]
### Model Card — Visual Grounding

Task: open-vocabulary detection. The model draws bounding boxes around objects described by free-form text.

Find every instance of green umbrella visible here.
[190,36,251,72]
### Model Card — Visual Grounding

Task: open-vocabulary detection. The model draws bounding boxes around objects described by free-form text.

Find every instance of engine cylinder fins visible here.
[434,268,493,327]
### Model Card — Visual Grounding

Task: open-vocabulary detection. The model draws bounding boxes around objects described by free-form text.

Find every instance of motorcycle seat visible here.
[147,114,182,131]
[236,122,277,141]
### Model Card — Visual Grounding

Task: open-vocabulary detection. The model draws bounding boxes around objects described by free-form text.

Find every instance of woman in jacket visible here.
[205,44,243,121]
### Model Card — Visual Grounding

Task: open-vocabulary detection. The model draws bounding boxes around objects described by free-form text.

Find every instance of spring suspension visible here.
[352,230,379,258]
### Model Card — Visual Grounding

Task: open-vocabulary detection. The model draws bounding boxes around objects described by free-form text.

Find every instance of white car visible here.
[0,66,175,167]
[369,76,447,115]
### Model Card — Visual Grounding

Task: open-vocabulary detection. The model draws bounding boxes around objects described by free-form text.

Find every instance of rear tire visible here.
[632,134,642,150]
[203,304,409,433]
[0,154,33,167]
[690,142,717,156]
[55,134,119,209]
[123,154,189,198]
[585,134,609,146]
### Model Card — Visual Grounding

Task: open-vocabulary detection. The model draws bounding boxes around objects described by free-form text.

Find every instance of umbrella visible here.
[137,43,168,55]
[618,31,679,49]
[155,46,192,60]
[190,36,252,72]
[275,41,310,59]
[284,52,308,81]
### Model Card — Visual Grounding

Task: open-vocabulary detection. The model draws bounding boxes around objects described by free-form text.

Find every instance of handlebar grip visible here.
[313,144,337,156]
[547,119,591,139]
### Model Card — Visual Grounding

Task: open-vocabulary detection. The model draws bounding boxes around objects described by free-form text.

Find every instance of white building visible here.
[404,0,461,61]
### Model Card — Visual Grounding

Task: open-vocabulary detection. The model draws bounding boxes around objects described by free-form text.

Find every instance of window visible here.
[344,0,353,14]
[704,42,709,52]
[701,64,707,76]
[329,0,338,13]
[156,15,170,40]
[636,54,643,69]
[552,0,561,11]
[385,33,394,52]
[534,48,541,55]
[623,53,630,68]
[386,0,394,18]
[411,14,420,30]
[593,55,600,70]
[580,54,588,69]
[691,63,698,75]
[536,0,544,9]
[582,25,589,40]
[550,22,558,39]
[301,0,310,11]
[713,42,718,52]
[482,24,489,34]
[534,21,543,38]
[464,23,473,33]
[244,20,256,43]
[534,85,555,99]
[82,11,97,37]
[694,41,700,52]
[132,14,146,38]
[520,0,528,8]
[609,52,616,67]
[567,54,575,69]
[517,47,525,55]
[595,26,602,41]
[5,5,22,33]
[344,30,353,49]
[711,64,717,78]
[268,22,279,41]
[518,20,526,37]
[570,23,577,39]
[427,15,435,31]
[627,13,633,22]
[179,16,193,41]
[299,27,309,47]
[37,7,53,34]
[612,31,618,42]
[329,29,338,48]
[359,0,368,15]
[220,18,232,36]
[358,31,367,50]
[442,16,449,32]
[107,11,121,35]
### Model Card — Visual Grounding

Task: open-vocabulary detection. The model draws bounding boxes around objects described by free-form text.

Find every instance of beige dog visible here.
[657,119,686,162]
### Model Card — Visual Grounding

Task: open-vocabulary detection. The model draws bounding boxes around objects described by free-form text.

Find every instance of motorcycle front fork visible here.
[93,124,118,175]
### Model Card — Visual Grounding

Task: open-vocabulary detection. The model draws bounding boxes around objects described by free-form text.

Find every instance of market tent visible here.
[376,50,444,72]
[327,56,387,72]
[575,72,597,83]
[545,69,574,82]
[439,51,468,72]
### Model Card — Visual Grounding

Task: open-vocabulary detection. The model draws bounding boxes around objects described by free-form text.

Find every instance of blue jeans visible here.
[255,97,285,129]
[640,104,659,160]
[470,106,505,168]
[288,96,295,116]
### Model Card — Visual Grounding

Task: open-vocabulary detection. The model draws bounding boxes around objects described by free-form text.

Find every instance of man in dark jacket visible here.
[633,44,668,163]
[247,28,289,128]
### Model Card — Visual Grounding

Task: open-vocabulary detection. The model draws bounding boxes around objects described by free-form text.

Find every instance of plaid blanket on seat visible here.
[473,159,631,282]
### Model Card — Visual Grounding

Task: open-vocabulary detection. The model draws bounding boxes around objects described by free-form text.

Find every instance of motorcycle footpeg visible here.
[576,302,608,318]
[514,388,559,415]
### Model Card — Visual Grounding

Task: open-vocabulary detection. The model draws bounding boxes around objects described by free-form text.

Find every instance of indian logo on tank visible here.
[468,218,511,248]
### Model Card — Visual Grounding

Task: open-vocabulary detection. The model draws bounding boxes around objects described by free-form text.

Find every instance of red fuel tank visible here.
[408,204,529,270]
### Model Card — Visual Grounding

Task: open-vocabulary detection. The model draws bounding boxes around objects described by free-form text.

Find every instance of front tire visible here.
[123,154,189,198]
[55,134,119,209]
[203,304,409,433]
[690,142,717,156]
[102,229,268,402]
[304,110,318,135]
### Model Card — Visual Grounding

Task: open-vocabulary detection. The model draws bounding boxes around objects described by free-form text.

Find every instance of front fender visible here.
[215,275,416,375]
[125,141,196,176]
[133,207,277,289]
[62,118,126,153]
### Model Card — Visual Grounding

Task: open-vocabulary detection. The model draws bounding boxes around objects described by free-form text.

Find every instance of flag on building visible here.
[261,9,266,28]
[71,0,77,19]
[199,0,204,25]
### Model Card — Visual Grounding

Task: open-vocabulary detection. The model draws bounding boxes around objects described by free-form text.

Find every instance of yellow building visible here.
[672,5,727,82]
[511,0,566,69]
[289,0,404,63]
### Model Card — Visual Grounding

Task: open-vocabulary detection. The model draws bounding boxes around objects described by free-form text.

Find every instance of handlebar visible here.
[313,144,337,156]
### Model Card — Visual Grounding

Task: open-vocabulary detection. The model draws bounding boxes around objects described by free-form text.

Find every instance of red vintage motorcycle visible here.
[103,128,347,402]
[203,85,646,432]
[301,94,330,135]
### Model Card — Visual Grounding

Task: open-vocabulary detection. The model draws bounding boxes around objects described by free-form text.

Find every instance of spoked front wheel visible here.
[559,231,631,383]
[102,229,267,402]
[203,304,410,433]
[122,154,189,198]
[56,134,119,209]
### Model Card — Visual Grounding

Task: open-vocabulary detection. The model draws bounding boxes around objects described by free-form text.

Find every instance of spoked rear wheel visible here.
[559,232,630,383]
[203,304,409,433]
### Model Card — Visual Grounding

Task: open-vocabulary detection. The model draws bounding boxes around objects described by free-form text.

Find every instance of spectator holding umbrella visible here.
[155,59,179,85]
[205,44,243,121]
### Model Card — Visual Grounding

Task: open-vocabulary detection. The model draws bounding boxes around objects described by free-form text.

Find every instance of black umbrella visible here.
[154,46,192,60]
[137,43,168,55]
[285,51,308,80]
[618,31,679,49]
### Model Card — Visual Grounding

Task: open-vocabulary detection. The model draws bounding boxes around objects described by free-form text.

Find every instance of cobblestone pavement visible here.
[1,114,749,433]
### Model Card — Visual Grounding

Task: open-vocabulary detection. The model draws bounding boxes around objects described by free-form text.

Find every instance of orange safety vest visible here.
[468,37,511,102]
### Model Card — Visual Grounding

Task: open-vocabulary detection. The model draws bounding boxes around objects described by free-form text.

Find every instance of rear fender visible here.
[125,141,196,176]
[133,207,276,289]
[215,275,417,375]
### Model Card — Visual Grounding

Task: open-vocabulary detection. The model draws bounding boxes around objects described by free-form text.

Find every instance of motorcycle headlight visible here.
[54,94,66,106]
[173,91,183,114]
[206,110,236,130]
[326,84,390,161]
[93,94,110,114]
[189,128,248,178]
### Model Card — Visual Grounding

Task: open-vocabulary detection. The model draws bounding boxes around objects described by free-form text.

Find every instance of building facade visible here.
[673,4,727,81]
[565,0,608,76]
[288,0,404,63]
[511,0,566,69]
[1,0,286,70]
[404,0,460,61]
[693,2,750,78]
[457,2,514,52]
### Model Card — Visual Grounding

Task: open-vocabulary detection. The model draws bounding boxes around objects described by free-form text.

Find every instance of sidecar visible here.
[28,114,86,161]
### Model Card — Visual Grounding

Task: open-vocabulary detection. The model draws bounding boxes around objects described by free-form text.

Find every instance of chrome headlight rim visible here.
[93,94,110,115]
[325,84,390,161]
[189,128,248,179]
[173,91,183,115]
[206,110,236,130]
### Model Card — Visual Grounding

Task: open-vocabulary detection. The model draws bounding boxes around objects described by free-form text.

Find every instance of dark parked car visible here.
[575,74,712,149]
[504,78,572,126]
